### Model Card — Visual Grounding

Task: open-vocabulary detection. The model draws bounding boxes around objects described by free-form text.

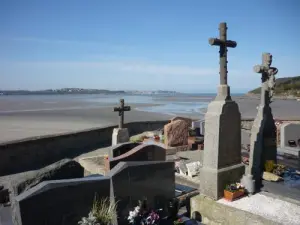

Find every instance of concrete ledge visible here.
[277,147,300,156]
[190,194,281,225]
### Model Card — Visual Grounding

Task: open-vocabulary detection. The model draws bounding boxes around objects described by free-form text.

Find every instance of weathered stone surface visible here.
[112,128,130,146]
[190,194,281,225]
[199,99,244,200]
[247,105,277,189]
[164,120,189,147]
[171,117,193,127]
[108,144,166,170]
[9,158,84,199]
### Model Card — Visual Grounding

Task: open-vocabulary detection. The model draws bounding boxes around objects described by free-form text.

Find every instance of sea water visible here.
[0,93,238,116]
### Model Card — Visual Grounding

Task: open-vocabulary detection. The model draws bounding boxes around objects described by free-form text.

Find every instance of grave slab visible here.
[11,176,111,225]
[108,161,175,225]
[108,144,166,170]
[280,123,300,148]
[112,128,130,146]
[11,161,175,225]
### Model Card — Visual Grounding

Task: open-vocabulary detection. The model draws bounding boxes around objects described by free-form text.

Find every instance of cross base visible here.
[199,163,245,200]
[112,128,129,146]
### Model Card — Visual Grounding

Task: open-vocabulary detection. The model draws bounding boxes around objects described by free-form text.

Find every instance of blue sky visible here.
[0,0,299,93]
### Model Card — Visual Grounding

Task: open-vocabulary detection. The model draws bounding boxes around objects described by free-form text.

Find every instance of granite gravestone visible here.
[108,161,175,225]
[12,176,111,225]
[164,119,189,147]
[112,99,131,146]
[107,144,166,171]
[247,53,278,190]
[110,142,141,158]
[12,161,175,225]
[199,22,244,200]
[280,123,300,148]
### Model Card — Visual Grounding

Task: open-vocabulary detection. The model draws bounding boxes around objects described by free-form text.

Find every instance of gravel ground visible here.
[218,193,300,225]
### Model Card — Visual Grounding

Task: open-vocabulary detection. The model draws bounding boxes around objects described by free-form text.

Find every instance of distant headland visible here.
[0,88,178,96]
[248,75,300,99]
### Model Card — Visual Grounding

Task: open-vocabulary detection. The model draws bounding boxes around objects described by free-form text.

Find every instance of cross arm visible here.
[113,107,121,112]
[209,38,237,48]
[123,106,131,111]
[113,106,131,112]
[253,65,268,73]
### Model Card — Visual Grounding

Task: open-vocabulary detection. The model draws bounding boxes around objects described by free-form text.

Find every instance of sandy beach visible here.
[0,94,300,143]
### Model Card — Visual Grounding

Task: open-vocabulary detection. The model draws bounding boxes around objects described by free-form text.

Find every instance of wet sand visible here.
[0,95,300,143]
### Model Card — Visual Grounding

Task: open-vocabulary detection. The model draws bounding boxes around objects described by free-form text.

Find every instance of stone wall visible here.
[0,120,169,176]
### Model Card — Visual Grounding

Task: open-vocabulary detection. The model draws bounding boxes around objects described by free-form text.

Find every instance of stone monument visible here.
[247,53,278,190]
[199,22,245,200]
[112,99,131,146]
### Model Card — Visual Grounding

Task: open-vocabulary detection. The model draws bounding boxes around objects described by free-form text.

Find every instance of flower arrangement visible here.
[272,164,286,176]
[173,218,184,225]
[225,182,244,192]
[127,199,162,225]
[78,195,117,225]
[224,182,245,201]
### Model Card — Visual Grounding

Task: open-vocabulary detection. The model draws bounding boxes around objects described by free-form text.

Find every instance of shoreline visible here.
[1,95,300,143]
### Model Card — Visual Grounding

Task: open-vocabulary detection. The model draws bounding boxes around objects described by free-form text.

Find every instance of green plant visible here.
[130,136,143,143]
[91,195,118,224]
[78,195,118,225]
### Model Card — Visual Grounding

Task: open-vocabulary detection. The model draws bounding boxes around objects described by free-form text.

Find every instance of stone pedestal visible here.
[247,105,277,190]
[199,87,245,200]
[112,128,129,146]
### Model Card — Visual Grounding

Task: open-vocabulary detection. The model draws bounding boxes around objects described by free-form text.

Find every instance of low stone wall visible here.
[0,120,169,177]
[190,194,280,225]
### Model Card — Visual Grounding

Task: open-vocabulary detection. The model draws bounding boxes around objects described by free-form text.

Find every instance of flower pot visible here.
[224,189,244,201]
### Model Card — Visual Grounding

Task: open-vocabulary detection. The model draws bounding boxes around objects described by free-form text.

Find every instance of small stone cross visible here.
[209,22,237,85]
[253,53,278,106]
[113,99,131,129]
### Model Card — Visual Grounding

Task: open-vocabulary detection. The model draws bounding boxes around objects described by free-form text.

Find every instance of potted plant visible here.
[223,182,245,201]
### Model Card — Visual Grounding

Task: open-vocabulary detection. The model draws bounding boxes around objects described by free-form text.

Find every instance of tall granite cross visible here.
[199,22,244,200]
[209,22,237,98]
[253,53,278,106]
[113,99,131,129]
[246,53,278,191]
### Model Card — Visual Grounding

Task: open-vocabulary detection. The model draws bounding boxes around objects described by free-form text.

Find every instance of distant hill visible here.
[0,88,126,95]
[249,76,300,97]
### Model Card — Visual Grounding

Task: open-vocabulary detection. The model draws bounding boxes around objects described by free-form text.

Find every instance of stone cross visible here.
[209,22,237,86]
[113,99,131,129]
[253,53,278,106]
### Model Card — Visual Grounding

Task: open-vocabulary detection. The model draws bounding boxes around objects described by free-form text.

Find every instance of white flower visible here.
[134,206,140,213]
